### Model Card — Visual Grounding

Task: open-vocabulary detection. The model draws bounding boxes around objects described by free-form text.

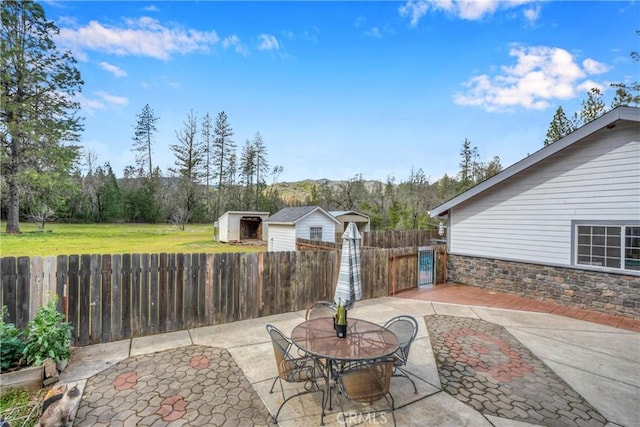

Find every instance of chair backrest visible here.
[266,324,293,379]
[383,315,418,365]
[339,359,394,404]
[305,300,337,321]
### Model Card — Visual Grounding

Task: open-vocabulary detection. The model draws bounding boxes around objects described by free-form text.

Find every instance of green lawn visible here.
[0,223,266,257]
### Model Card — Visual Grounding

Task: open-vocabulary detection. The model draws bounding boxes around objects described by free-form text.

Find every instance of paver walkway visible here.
[426,314,607,426]
[73,345,270,426]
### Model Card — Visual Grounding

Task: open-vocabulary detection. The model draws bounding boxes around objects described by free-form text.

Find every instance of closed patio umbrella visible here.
[334,222,362,310]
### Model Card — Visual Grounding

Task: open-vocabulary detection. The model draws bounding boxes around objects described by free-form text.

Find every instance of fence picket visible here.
[30,257,43,321]
[101,255,112,343]
[149,254,159,335]
[1,257,17,325]
[78,255,91,345]
[90,255,102,345]
[111,255,122,341]
[131,254,141,336]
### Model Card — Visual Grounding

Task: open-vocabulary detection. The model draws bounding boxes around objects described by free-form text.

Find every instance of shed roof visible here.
[329,210,370,220]
[220,211,270,217]
[429,106,640,218]
[264,206,339,224]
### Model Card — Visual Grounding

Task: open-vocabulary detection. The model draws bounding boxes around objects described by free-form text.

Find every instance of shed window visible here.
[310,226,323,241]
[576,225,639,271]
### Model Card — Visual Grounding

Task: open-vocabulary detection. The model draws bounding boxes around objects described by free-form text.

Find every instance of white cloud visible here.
[57,17,220,60]
[96,91,128,106]
[576,79,605,93]
[453,45,610,112]
[523,5,541,24]
[258,34,280,51]
[398,1,431,27]
[99,61,127,77]
[582,58,610,74]
[365,27,383,39]
[399,0,538,25]
[222,35,250,56]
[77,93,105,115]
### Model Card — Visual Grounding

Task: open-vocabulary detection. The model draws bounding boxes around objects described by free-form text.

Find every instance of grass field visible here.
[0,222,266,257]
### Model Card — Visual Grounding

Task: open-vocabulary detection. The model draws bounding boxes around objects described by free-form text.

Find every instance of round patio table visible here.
[291,317,399,422]
[291,317,399,362]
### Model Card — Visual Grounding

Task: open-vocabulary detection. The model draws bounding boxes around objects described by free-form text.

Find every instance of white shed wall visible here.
[449,126,640,267]
[219,213,231,242]
[295,211,337,242]
[267,224,297,252]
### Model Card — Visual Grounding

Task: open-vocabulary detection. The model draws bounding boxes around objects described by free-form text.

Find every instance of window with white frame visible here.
[310,226,323,241]
[576,224,640,271]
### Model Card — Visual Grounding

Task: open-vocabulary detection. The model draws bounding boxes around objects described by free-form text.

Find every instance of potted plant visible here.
[0,306,42,392]
[22,296,72,368]
[335,305,347,338]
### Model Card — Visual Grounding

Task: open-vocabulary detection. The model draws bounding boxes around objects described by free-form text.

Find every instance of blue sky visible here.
[43,1,639,183]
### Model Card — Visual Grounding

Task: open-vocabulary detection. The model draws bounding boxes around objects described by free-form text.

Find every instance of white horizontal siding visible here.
[450,126,640,266]
[295,211,337,242]
[267,225,296,252]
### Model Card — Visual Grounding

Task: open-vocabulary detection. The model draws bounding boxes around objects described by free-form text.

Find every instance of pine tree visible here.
[579,88,606,125]
[132,104,159,177]
[1,0,84,233]
[212,111,235,219]
[543,106,574,146]
[169,110,204,226]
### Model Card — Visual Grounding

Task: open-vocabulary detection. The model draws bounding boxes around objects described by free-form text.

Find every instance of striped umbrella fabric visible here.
[334,222,362,310]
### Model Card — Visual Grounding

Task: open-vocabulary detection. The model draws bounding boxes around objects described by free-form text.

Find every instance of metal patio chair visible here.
[335,358,396,426]
[266,324,326,425]
[383,315,419,393]
[305,300,337,321]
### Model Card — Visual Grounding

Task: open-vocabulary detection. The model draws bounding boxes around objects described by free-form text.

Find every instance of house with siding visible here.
[429,106,640,319]
[263,206,340,252]
[329,210,371,236]
[218,211,270,243]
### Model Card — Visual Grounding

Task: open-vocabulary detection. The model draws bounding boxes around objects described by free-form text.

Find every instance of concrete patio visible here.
[59,294,639,426]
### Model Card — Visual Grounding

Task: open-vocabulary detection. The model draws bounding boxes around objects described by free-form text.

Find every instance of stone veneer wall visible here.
[448,254,640,319]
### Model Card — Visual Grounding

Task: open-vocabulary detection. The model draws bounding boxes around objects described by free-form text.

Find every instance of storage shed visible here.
[263,206,340,252]
[329,210,371,236]
[218,211,270,243]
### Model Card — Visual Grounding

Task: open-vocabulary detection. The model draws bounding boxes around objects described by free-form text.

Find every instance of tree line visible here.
[2,2,637,234]
[0,0,502,233]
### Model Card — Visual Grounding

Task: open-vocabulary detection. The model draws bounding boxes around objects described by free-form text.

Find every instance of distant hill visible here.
[271,179,382,205]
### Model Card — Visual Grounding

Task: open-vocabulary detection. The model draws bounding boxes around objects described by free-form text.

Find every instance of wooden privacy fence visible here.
[0,246,442,347]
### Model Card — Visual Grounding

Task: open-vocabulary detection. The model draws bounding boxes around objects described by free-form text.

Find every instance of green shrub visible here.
[22,297,72,366]
[0,306,25,372]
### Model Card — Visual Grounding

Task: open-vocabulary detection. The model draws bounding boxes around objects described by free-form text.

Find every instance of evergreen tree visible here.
[169,110,204,226]
[132,104,159,177]
[458,138,474,190]
[1,0,84,233]
[201,112,213,217]
[543,106,574,146]
[252,132,269,209]
[579,88,606,125]
[212,111,235,219]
